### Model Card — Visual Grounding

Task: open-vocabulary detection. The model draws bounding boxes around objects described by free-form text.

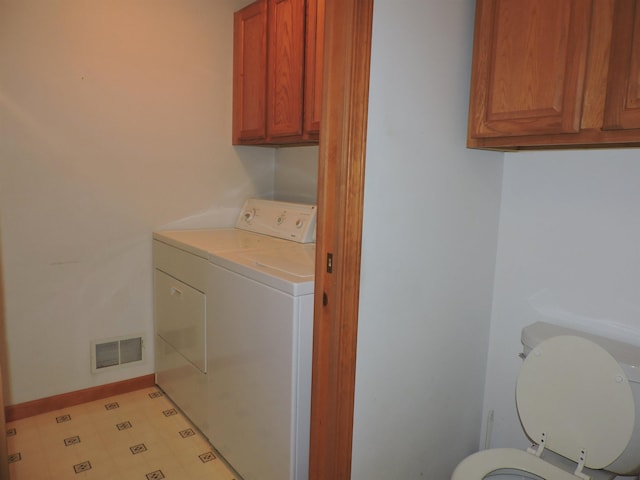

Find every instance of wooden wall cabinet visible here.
[468,0,640,150]
[604,0,640,130]
[233,0,324,146]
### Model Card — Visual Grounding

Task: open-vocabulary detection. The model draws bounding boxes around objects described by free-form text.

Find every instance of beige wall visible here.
[274,146,318,204]
[0,0,276,404]
[352,1,504,477]
[482,150,640,479]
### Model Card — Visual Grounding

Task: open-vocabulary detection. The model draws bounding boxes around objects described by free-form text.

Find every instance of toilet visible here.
[452,321,640,480]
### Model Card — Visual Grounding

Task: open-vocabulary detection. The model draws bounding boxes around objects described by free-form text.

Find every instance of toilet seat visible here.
[452,335,637,480]
[517,335,635,470]
[451,448,578,479]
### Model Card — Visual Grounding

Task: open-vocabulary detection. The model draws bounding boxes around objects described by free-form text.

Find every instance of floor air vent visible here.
[91,335,144,373]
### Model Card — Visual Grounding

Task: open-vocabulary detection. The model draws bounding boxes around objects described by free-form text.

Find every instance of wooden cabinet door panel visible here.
[469,0,591,138]
[233,0,268,144]
[304,0,324,138]
[267,0,306,139]
[604,0,640,130]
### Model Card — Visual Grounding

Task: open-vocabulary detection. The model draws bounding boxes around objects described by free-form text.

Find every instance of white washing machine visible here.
[153,199,316,480]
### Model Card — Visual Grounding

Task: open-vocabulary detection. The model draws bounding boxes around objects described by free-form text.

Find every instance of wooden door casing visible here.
[0,224,9,480]
[308,0,373,478]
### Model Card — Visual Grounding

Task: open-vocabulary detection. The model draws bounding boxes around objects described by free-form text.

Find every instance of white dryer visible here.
[153,229,288,436]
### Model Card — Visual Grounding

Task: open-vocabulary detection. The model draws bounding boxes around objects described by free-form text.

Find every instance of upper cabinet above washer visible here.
[232,0,324,147]
[467,0,640,150]
[603,0,640,131]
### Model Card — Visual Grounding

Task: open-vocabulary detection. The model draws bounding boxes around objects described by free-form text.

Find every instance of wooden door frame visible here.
[309,0,374,479]
[0,225,8,480]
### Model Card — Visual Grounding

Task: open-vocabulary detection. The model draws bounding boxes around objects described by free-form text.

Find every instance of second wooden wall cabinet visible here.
[233,0,324,146]
[468,0,640,150]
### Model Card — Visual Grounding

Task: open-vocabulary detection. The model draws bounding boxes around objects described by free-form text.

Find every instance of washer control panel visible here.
[235,198,317,243]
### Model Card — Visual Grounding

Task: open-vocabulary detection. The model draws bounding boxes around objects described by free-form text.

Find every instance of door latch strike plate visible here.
[326,253,333,273]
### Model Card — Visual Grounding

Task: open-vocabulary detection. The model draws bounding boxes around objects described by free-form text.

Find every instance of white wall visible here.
[0,0,275,404]
[274,146,318,204]
[350,1,503,478]
[482,151,640,471]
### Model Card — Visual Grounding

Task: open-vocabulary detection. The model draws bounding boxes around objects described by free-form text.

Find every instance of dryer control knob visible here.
[243,209,256,223]
[295,219,304,229]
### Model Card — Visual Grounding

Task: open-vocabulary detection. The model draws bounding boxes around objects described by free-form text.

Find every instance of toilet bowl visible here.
[452,322,640,480]
[452,448,576,479]
[452,448,618,480]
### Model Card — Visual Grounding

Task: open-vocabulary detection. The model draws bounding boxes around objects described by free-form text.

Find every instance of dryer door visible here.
[154,270,206,373]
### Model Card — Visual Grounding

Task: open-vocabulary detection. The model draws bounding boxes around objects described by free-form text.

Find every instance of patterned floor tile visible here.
[5,387,239,480]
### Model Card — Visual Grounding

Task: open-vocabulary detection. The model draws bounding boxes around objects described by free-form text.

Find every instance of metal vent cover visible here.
[91,335,144,373]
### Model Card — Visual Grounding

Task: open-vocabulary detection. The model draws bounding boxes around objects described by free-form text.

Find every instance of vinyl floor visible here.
[6,386,238,480]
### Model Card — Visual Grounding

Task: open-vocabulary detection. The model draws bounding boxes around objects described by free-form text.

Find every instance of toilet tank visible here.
[521,321,640,475]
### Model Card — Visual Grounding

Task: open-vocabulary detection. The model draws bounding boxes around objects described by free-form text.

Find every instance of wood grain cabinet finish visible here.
[233,0,268,144]
[604,0,640,130]
[233,0,323,146]
[468,0,640,150]
[303,0,324,137]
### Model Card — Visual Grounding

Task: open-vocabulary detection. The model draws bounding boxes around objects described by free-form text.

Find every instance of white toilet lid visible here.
[516,335,635,470]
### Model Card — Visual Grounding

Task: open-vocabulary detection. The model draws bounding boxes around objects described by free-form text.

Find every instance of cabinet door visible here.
[468,0,592,139]
[233,0,268,144]
[304,0,324,139]
[603,0,640,130]
[267,0,306,140]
